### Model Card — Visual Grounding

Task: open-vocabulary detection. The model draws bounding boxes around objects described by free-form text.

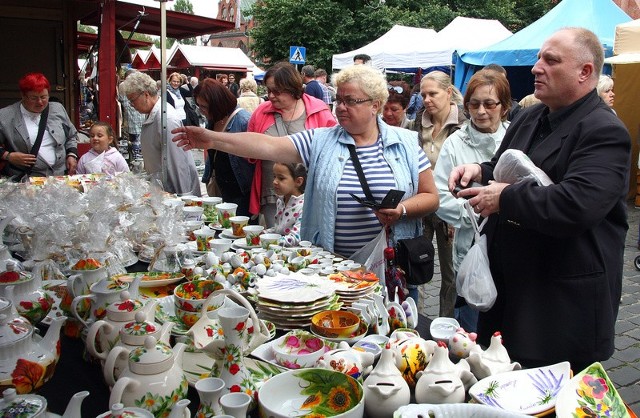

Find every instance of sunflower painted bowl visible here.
[258,368,364,418]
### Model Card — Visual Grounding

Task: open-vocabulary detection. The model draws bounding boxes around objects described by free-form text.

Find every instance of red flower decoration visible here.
[206,328,214,337]
[229,363,240,375]
[20,301,33,310]
[235,322,245,332]
[118,300,135,311]
[230,384,241,392]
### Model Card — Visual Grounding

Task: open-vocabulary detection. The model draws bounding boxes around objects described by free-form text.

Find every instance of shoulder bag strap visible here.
[346,143,375,203]
[29,105,49,157]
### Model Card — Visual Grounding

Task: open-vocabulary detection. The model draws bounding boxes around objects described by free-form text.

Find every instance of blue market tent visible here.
[454,0,631,98]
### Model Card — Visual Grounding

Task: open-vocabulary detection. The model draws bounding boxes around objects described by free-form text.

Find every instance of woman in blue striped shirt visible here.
[172,65,439,259]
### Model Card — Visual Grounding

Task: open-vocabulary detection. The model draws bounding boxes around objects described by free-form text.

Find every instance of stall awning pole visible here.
[157,0,172,190]
[98,0,117,131]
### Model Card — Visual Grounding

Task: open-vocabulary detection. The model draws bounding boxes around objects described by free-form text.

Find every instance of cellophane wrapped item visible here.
[0,173,188,273]
[494,149,554,186]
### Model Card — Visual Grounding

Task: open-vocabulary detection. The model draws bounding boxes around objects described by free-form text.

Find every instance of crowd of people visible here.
[0,27,631,374]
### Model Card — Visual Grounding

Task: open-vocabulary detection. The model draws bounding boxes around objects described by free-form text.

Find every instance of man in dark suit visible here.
[449,27,631,373]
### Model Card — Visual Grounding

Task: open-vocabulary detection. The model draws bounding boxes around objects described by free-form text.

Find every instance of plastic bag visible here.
[456,202,497,311]
[494,149,554,186]
[351,228,387,288]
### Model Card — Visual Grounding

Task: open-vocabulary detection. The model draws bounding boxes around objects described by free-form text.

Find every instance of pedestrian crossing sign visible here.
[289,46,306,64]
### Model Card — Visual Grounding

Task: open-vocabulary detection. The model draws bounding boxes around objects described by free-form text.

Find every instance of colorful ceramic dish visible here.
[469,361,571,416]
[111,272,185,288]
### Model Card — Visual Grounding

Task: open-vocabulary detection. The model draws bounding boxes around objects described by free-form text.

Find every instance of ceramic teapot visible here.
[0,388,89,418]
[91,309,174,381]
[362,347,410,418]
[96,403,154,418]
[0,261,53,324]
[0,315,65,393]
[71,276,140,328]
[106,336,189,418]
[414,341,466,404]
[85,291,158,361]
[316,341,375,382]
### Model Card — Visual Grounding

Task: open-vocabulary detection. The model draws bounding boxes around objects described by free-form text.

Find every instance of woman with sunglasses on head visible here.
[382,82,414,130]
[413,70,467,319]
[172,65,439,294]
[433,69,511,331]
[247,62,336,227]
[195,78,255,215]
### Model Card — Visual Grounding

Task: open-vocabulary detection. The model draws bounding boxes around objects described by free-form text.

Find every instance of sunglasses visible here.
[467,100,501,110]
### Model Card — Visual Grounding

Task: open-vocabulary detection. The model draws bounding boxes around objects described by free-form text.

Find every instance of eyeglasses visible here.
[196,101,209,112]
[467,100,501,110]
[26,94,49,102]
[335,96,373,107]
[128,92,144,103]
[266,87,286,96]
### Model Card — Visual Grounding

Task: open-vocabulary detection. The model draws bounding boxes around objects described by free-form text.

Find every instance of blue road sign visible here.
[289,46,306,65]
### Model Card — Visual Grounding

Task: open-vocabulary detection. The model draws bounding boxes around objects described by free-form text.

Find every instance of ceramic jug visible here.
[414,341,466,404]
[215,306,260,409]
[168,399,192,418]
[66,264,108,299]
[189,288,270,360]
[362,347,410,418]
[195,377,225,417]
[71,276,140,328]
[107,336,189,418]
[0,315,65,393]
[0,261,53,324]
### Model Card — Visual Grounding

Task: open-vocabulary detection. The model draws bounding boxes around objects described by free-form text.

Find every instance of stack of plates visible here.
[254,273,341,330]
[327,271,381,307]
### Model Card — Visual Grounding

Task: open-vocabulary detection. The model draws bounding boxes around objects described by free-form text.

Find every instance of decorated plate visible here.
[555,362,631,418]
[220,228,243,239]
[254,274,338,304]
[232,238,261,250]
[112,272,185,288]
[469,361,571,416]
[395,403,531,418]
[184,241,207,255]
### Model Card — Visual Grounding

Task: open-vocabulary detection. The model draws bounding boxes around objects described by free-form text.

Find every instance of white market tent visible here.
[332,25,437,71]
[169,44,255,72]
[604,19,640,197]
[331,18,512,72]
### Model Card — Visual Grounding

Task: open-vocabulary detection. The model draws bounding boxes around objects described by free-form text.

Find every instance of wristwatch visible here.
[399,203,407,220]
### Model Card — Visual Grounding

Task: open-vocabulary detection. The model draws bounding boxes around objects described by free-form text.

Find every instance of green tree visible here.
[172,0,196,45]
[248,0,556,71]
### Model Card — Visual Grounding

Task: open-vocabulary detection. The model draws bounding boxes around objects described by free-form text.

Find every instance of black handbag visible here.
[395,235,435,285]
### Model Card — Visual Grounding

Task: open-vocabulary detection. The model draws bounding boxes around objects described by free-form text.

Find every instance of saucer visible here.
[232,238,261,250]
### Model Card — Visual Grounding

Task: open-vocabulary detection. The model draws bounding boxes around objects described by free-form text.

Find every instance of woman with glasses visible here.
[195,78,255,216]
[382,82,414,130]
[413,70,467,319]
[247,62,336,227]
[433,69,511,331]
[172,65,439,286]
[0,72,79,178]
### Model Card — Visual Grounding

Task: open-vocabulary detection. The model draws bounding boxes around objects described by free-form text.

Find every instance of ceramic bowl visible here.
[210,238,233,256]
[429,317,460,342]
[311,310,361,339]
[258,369,364,418]
[173,280,225,312]
[272,330,326,369]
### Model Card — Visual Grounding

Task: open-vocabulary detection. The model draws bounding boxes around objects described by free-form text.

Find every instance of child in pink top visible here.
[264,162,306,247]
[77,121,129,175]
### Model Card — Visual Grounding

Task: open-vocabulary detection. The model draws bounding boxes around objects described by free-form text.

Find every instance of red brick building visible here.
[207,0,256,57]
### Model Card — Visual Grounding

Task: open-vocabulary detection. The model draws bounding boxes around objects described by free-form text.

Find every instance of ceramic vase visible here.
[219,392,251,418]
[195,377,225,417]
[216,307,257,408]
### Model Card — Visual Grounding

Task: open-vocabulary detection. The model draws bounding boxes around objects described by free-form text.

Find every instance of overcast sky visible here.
[126,0,219,19]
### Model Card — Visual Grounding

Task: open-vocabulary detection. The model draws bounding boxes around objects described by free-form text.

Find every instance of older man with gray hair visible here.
[119,71,201,196]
